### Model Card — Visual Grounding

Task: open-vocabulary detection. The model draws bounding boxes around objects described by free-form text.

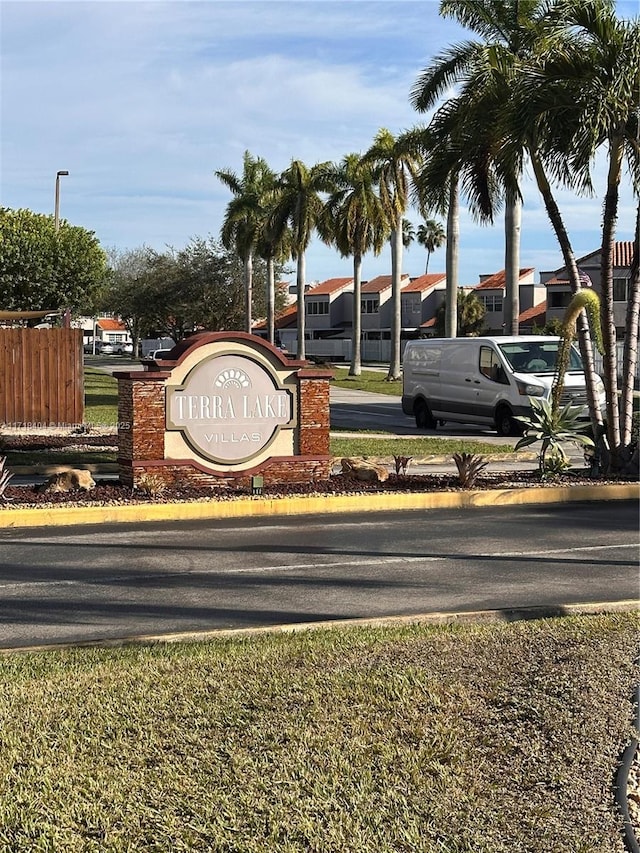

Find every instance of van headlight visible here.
[516,379,545,397]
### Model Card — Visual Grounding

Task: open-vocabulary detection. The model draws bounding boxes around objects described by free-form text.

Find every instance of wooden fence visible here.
[0,328,84,427]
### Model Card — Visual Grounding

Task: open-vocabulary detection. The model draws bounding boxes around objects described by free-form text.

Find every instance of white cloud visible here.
[1,0,636,287]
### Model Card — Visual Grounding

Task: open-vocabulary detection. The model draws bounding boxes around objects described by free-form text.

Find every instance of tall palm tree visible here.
[412,0,561,337]
[416,219,446,274]
[271,160,333,360]
[255,192,292,346]
[318,153,389,376]
[215,151,274,334]
[401,218,415,249]
[517,1,640,466]
[364,128,422,381]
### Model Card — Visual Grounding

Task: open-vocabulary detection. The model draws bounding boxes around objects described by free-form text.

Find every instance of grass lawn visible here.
[84,367,119,427]
[330,366,403,395]
[0,615,637,852]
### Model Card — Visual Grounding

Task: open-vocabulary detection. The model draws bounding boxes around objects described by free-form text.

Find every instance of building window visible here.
[306,301,329,315]
[479,294,503,312]
[362,299,379,314]
[613,278,628,302]
[549,291,571,308]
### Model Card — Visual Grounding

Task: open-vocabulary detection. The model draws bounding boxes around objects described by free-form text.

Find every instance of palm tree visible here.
[364,128,422,381]
[255,193,292,346]
[401,218,415,250]
[434,289,485,337]
[318,153,389,376]
[517,1,640,467]
[492,0,640,471]
[416,219,446,274]
[271,160,333,360]
[412,0,563,337]
[215,151,274,334]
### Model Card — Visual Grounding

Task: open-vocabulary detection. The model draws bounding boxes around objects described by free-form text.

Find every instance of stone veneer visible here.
[115,332,332,490]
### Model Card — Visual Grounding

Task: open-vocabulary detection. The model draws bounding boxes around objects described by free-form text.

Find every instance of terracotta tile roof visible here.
[475,268,535,290]
[544,276,570,286]
[420,317,437,328]
[404,273,446,292]
[576,240,635,269]
[306,277,353,295]
[253,303,298,331]
[518,301,547,324]
[361,274,409,293]
[97,318,127,331]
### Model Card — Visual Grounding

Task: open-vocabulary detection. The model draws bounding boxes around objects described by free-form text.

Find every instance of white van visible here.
[401,336,605,436]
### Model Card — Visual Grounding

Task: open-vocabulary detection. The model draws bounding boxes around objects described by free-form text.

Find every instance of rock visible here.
[340,457,389,483]
[39,469,96,493]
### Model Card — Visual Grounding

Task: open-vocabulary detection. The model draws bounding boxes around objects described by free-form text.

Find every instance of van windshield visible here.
[498,341,583,374]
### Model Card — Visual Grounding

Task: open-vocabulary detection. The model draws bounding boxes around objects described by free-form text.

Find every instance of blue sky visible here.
[1,0,638,288]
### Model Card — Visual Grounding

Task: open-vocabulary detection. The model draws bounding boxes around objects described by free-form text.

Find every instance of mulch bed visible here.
[1,432,635,509]
[0,470,631,510]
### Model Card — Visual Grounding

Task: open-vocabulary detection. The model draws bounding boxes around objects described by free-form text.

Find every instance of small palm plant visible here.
[0,455,13,502]
[452,452,488,488]
[393,455,412,476]
[515,398,594,478]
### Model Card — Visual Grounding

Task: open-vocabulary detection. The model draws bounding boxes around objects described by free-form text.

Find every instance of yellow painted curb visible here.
[0,483,637,528]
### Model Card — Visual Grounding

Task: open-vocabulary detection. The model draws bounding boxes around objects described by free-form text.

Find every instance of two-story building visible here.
[473,268,542,334]
[401,273,447,334]
[541,241,634,337]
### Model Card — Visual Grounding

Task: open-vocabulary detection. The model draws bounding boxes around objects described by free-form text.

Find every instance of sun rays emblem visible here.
[214,368,251,389]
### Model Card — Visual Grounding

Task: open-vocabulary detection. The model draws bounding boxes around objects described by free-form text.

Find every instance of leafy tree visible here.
[416,218,446,273]
[433,289,485,337]
[102,239,288,346]
[364,129,422,381]
[0,207,108,314]
[271,159,333,360]
[319,153,389,376]
[101,247,164,355]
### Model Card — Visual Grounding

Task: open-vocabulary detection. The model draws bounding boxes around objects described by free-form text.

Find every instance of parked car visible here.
[148,349,174,360]
[97,342,115,355]
[113,342,133,355]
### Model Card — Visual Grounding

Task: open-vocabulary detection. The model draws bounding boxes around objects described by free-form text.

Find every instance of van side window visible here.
[479,346,508,384]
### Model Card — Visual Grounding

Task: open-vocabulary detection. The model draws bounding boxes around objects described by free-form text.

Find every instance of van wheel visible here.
[415,400,437,430]
[495,406,519,437]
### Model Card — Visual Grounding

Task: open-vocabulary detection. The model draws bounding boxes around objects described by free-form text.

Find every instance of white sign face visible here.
[167,354,292,464]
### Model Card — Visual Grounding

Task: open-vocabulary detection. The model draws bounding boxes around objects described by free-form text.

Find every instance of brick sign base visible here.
[114,332,332,490]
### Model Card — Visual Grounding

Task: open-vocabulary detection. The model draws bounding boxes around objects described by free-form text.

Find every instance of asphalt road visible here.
[1,503,637,650]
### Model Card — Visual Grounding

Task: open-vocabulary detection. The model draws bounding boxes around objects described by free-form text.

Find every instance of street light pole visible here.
[54,170,69,232]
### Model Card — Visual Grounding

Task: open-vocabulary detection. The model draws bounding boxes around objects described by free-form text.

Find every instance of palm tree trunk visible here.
[445,177,459,338]
[387,215,404,380]
[504,193,521,335]
[620,201,639,449]
[600,139,624,465]
[529,153,603,432]
[296,253,306,360]
[350,254,363,376]
[244,252,253,334]
[266,255,275,346]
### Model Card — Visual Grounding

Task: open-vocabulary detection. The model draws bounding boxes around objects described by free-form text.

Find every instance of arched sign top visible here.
[166,350,294,465]
[159,332,305,370]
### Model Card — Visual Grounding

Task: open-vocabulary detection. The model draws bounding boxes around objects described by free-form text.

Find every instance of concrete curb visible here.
[3,600,637,655]
[0,482,637,528]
